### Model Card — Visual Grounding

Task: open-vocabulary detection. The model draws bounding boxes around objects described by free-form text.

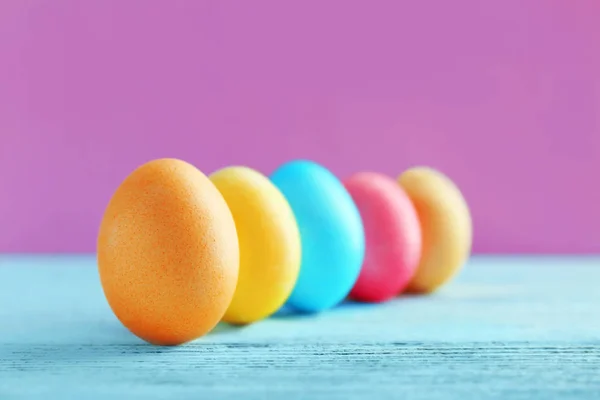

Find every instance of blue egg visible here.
[270,160,365,313]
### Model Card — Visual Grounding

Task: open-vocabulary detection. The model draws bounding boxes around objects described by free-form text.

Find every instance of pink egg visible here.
[344,172,422,302]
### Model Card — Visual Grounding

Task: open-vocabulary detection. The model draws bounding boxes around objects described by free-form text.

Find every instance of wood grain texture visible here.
[0,255,599,399]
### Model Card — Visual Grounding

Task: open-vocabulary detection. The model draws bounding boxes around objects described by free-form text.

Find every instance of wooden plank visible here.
[0,255,599,399]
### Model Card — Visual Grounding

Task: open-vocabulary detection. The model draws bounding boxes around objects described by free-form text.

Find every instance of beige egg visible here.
[398,167,472,293]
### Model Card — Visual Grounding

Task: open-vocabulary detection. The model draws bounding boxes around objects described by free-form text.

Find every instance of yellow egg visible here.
[97,158,239,345]
[209,166,301,324]
[398,167,472,294]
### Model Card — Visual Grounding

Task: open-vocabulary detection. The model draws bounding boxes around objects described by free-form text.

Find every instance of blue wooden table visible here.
[0,255,599,399]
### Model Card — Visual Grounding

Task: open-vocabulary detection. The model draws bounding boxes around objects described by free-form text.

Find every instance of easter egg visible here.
[209,166,301,324]
[344,172,422,302]
[398,166,472,294]
[270,160,365,313]
[97,158,239,345]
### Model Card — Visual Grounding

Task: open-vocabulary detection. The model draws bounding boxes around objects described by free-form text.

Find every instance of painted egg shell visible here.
[344,172,422,302]
[398,166,472,293]
[97,158,239,345]
[270,160,365,313]
[209,166,301,324]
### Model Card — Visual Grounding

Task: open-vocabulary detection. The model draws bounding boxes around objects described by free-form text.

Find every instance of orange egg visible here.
[97,158,239,346]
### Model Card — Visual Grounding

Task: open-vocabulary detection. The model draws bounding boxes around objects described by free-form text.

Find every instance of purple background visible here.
[1,0,599,254]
